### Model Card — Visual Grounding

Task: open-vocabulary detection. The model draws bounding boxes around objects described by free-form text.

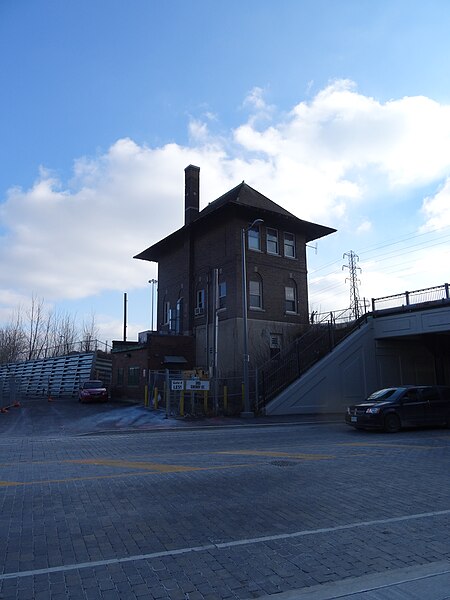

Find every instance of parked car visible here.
[78,380,108,403]
[345,385,450,432]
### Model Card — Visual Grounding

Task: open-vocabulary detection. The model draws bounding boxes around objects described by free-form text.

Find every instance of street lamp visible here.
[241,218,264,418]
[148,279,157,331]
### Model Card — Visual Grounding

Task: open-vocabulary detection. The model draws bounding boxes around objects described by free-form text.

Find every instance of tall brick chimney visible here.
[184,165,200,225]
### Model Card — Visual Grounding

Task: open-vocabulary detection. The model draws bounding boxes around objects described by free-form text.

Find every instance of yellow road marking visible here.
[0,463,253,488]
[66,459,198,472]
[340,443,442,449]
[217,450,334,460]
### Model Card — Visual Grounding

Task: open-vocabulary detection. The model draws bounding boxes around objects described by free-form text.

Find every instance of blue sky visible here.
[2,0,450,342]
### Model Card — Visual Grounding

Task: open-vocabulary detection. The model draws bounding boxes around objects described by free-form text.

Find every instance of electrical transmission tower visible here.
[343,251,362,320]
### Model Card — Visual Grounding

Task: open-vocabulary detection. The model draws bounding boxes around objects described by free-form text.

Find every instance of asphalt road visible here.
[0,397,449,599]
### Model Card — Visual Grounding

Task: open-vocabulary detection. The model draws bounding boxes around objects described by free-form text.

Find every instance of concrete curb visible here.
[256,560,450,599]
[78,417,344,436]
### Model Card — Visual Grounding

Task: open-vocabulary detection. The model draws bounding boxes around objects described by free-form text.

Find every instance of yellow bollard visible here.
[154,387,159,410]
[144,385,148,407]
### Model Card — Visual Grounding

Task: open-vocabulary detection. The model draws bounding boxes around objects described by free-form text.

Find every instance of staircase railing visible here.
[257,308,368,413]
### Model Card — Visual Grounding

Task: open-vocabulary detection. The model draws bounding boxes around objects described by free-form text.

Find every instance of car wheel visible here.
[384,413,400,433]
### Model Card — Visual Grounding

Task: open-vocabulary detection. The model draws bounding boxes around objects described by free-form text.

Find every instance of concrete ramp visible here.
[265,319,378,415]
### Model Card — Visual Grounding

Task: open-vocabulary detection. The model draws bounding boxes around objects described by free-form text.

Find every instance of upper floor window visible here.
[284,232,296,258]
[248,223,261,251]
[266,228,279,255]
[249,278,262,309]
[285,283,297,313]
[219,281,227,309]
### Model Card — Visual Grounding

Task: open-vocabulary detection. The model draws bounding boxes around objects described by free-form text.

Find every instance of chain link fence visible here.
[145,370,259,417]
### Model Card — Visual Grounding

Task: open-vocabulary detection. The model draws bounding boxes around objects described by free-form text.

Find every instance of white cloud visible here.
[243,86,270,112]
[234,80,450,220]
[356,220,372,234]
[3,80,450,329]
[188,118,209,142]
[421,177,450,231]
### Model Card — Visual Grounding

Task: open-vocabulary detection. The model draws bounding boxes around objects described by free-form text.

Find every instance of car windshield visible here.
[83,381,104,389]
[367,388,397,401]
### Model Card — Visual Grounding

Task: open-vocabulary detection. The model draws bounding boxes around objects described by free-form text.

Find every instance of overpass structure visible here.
[265,284,450,415]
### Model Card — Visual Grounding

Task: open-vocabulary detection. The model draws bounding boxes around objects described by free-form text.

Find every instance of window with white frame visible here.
[266,228,279,254]
[285,284,297,313]
[284,232,296,258]
[248,223,261,251]
[249,278,262,309]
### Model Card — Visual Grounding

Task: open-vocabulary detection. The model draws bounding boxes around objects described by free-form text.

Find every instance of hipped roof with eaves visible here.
[134,181,336,262]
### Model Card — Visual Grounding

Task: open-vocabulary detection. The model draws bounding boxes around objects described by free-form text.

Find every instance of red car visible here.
[78,380,108,403]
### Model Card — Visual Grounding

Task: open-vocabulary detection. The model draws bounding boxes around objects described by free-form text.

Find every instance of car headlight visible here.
[366,407,381,414]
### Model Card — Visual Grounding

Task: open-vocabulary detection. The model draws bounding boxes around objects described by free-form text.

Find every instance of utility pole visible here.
[343,251,362,320]
[123,292,127,341]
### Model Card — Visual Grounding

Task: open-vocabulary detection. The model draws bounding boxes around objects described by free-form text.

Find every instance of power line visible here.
[309,224,450,279]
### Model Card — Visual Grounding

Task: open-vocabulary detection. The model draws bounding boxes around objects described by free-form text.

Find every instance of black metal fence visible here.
[372,283,450,312]
[258,308,368,412]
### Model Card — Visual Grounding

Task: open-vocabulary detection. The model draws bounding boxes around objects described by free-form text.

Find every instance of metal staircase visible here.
[258,308,367,413]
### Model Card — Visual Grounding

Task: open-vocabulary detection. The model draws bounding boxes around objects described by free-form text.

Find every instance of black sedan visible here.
[345,385,450,432]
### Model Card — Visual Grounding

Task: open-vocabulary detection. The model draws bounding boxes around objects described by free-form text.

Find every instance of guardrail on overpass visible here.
[372,283,450,312]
